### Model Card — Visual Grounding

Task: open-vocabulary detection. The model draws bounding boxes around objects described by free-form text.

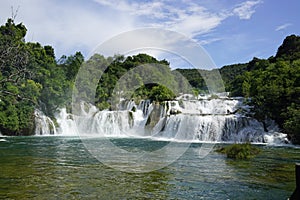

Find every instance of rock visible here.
[170,108,182,115]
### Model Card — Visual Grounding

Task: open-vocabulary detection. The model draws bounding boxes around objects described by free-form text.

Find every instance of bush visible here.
[216,143,261,159]
[149,85,176,102]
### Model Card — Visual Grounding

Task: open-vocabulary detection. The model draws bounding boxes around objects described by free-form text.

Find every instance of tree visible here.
[0,18,84,135]
[94,53,177,110]
[284,103,300,143]
[276,34,300,61]
[149,85,176,102]
[0,19,41,135]
[0,18,30,101]
[220,35,300,143]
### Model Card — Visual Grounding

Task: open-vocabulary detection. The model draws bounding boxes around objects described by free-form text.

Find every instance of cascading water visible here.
[55,108,78,136]
[34,97,289,144]
[34,109,56,135]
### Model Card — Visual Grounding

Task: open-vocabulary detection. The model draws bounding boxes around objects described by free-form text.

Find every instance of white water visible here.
[34,97,289,144]
[34,109,56,135]
[55,108,78,136]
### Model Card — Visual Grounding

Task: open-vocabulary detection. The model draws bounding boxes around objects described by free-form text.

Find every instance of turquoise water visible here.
[0,136,299,199]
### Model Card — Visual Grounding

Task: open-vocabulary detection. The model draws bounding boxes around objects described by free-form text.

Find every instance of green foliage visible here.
[0,18,83,135]
[174,68,225,94]
[276,34,300,61]
[192,89,199,99]
[149,85,176,102]
[175,69,207,92]
[95,53,177,110]
[219,63,248,95]
[283,103,300,143]
[223,35,300,144]
[0,19,35,135]
[239,59,300,138]
[74,53,109,104]
[217,143,261,159]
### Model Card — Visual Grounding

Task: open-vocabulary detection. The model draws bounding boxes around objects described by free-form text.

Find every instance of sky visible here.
[0,0,299,68]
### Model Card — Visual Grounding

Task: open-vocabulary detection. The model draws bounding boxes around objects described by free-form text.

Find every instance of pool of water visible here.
[0,136,299,199]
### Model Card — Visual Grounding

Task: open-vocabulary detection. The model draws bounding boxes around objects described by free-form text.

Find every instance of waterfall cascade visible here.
[34,96,289,144]
[34,109,56,135]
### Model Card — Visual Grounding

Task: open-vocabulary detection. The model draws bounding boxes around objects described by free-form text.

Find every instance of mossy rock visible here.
[216,143,261,159]
[131,106,136,112]
[170,108,182,115]
[208,94,219,100]
[128,111,134,128]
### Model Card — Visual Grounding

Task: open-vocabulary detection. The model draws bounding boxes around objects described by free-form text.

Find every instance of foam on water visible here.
[35,97,289,144]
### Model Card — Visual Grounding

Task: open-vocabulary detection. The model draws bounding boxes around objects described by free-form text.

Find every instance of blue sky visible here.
[0,0,299,68]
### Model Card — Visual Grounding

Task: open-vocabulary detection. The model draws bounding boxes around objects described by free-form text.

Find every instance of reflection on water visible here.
[0,136,299,199]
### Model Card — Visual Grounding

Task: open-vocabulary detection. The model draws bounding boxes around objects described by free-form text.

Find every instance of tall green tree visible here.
[0,18,84,135]
[0,19,42,135]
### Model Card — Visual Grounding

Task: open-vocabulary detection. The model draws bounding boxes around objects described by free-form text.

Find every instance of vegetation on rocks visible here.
[216,143,261,159]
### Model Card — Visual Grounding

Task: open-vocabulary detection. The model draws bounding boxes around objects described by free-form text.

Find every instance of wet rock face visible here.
[0,126,35,136]
[145,103,164,133]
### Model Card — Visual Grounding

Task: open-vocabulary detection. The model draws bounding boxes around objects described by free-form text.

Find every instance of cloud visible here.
[93,0,167,18]
[199,37,223,45]
[93,0,226,38]
[275,23,292,31]
[233,0,262,20]
[94,28,217,70]
[93,0,263,38]
[0,0,135,58]
[0,0,264,61]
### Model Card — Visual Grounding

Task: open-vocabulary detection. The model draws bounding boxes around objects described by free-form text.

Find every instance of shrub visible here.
[216,143,261,159]
[149,85,176,102]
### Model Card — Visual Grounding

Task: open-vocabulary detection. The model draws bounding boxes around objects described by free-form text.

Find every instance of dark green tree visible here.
[149,85,176,102]
[0,18,84,135]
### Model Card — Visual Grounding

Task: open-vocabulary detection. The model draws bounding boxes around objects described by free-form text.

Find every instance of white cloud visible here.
[0,0,264,60]
[93,0,226,38]
[233,0,262,20]
[94,28,217,70]
[199,37,223,45]
[93,0,263,37]
[93,0,166,18]
[0,0,135,58]
[275,23,292,31]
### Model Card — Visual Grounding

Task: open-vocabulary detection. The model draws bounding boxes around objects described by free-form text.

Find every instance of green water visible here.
[0,136,299,199]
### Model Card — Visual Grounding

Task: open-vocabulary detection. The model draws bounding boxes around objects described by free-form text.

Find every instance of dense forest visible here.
[178,35,300,143]
[94,54,179,110]
[0,19,83,135]
[0,19,299,144]
[223,36,300,143]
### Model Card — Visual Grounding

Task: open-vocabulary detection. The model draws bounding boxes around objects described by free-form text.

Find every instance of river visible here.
[0,136,299,199]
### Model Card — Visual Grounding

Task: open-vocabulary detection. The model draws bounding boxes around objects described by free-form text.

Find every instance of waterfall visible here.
[154,115,225,141]
[138,100,152,116]
[55,108,78,136]
[180,98,242,114]
[119,99,135,111]
[34,109,56,135]
[34,97,289,144]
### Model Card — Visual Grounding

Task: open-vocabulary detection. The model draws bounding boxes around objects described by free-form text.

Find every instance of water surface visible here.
[0,136,299,199]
